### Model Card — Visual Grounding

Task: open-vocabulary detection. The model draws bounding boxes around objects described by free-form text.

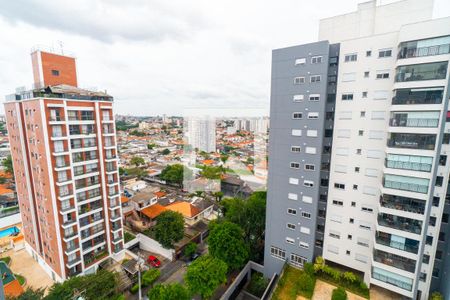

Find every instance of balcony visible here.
[383,174,429,194]
[110,213,121,222]
[66,256,82,268]
[398,37,450,59]
[377,213,422,235]
[395,61,448,82]
[56,177,72,186]
[372,267,413,291]
[387,133,436,150]
[375,231,419,254]
[63,231,78,241]
[111,223,122,232]
[65,243,79,254]
[75,179,100,190]
[60,205,76,214]
[380,194,425,214]
[73,154,97,163]
[49,116,64,122]
[392,87,443,105]
[373,249,416,273]
[389,116,439,128]
[112,235,123,243]
[58,190,73,201]
[78,204,102,216]
[385,154,432,172]
[62,219,77,228]
[68,268,82,277]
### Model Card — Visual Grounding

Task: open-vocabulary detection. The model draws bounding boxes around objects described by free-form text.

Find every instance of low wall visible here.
[0,213,21,229]
[125,233,175,261]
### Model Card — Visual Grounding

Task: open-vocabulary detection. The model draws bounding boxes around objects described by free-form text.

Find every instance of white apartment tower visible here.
[187,116,216,153]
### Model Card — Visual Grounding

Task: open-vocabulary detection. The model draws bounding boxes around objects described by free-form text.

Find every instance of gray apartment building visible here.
[263,41,339,277]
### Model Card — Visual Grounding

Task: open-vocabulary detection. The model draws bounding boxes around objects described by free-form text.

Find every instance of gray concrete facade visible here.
[264,41,339,277]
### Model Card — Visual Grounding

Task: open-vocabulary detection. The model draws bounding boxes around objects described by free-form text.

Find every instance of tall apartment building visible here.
[187,116,216,153]
[4,49,124,281]
[264,0,450,299]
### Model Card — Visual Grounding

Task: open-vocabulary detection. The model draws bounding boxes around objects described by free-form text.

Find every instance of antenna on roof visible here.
[58,40,64,55]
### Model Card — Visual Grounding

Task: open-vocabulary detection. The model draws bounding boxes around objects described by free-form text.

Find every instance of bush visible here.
[296,272,315,296]
[304,262,314,276]
[430,292,444,300]
[0,256,11,265]
[124,232,136,243]
[130,283,139,294]
[332,287,347,300]
[184,242,198,258]
[15,274,25,285]
[246,273,268,297]
[142,269,161,287]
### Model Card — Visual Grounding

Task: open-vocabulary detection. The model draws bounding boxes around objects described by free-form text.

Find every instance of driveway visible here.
[6,249,53,292]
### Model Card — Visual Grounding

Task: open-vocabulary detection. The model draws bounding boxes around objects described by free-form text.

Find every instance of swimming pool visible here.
[0,227,19,238]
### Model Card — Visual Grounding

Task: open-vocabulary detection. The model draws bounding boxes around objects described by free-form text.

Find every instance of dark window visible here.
[436,176,444,187]
[426,235,433,245]
[51,69,60,76]
[439,155,447,166]
[436,250,442,260]
[443,213,449,223]
[433,197,440,207]
[429,216,436,226]
[439,232,445,242]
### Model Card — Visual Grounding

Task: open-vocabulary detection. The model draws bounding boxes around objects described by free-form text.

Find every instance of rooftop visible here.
[6,84,113,102]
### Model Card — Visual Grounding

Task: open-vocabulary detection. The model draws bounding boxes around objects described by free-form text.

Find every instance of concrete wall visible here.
[129,233,175,261]
[0,213,21,229]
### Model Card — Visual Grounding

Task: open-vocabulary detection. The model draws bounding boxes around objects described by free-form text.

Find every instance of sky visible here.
[0,0,449,117]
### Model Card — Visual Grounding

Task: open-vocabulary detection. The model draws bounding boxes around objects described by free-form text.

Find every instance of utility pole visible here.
[137,253,144,300]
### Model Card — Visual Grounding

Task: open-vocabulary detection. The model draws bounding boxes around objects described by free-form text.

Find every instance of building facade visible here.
[264,41,339,276]
[4,49,124,281]
[187,116,216,153]
[265,0,450,299]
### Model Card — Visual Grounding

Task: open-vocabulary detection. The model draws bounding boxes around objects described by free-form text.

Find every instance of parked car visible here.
[186,253,200,266]
[147,255,161,268]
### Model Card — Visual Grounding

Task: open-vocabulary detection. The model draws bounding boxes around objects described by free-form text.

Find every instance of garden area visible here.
[272,257,370,300]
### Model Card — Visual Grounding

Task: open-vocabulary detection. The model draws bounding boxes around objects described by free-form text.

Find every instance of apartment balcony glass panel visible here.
[373,249,416,273]
[387,133,436,150]
[383,174,429,194]
[378,213,422,234]
[398,36,450,59]
[372,267,413,291]
[389,111,439,128]
[385,154,432,172]
[380,194,425,214]
[395,61,448,82]
[375,231,419,254]
[392,87,444,105]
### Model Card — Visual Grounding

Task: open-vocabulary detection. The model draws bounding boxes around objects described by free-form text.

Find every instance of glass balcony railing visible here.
[392,87,443,105]
[377,213,422,234]
[380,194,425,214]
[375,231,419,254]
[387,133,436,150]
[49,116,63,122]
[372,267,413,291]
[398,36,450,59]
[395,61,448,82]
[373,249,416,273]
[389,117,439,128]
[385,155,432,172]
[383,176,429,194]
[67,257,81,266]
[65,243,79,253]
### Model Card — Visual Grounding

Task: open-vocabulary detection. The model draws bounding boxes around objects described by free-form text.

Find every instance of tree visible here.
[161,149,171,155]
[154,211,184,248]
[7,287,45,300]
[220,192,266,262]
[184,242,198,258]
[130,156,145,166]
[208,221,249,270]
[142,269,160,287]
[148,283,190,300]
[200,166,222,179]
[331,287,347,300]
[119,167,125,176]
[129,130,145,136]
[46,270,118,300]
[2,155,13,175]
[185,255,227,299]
[147,143,156,150]
[160,164,192,186]
[213,191,224,202]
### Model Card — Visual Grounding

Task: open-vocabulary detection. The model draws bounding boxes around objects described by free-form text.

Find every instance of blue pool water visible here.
[0,226,19,238]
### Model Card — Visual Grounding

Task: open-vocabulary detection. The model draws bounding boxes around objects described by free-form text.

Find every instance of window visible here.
[288,193,298,200]
[305,147,316,154]
[300,227,310,234]
[332,200,343,206]
[309,94,320,101]
[305,164,315,171]
[290,253,307,267]
[349,218,354,224]
[351,202,356,207]
[270,246,286,260]
[355,167,360,173]
[362,206,373,213]
[346,250,351,255]
[286,237,295,244]
[376,71,390,79]
[302,196,312,203]
[287,208,297,215]
[51,69,60,76]
[362,91,368,98]
[307,130,318,137]
[310,75,321,83]
[356,149,361,155]
[366,50,372,57]
[287,223,296,230]
[334,183,345,190]
[360,111,366,117]
[292,112,303,119]
[299,242,309,249]
[307,112,319,119]
[311,56,323,64]
[329,231,340,239]
[344,53,357,62]
[364,71,370,78]
[292,129,302,136]
[293,94,304,102]
[304,180,314,187]
[294,77,305,84]
[329,57,338,66]
[295,58,306,65]
[378,49,392,58]
[342,93,353,100]
[358,130,364,136]
[291,146,301,153]
[342,72,356,82]
[302,212,311,219]
[290,162,300,169]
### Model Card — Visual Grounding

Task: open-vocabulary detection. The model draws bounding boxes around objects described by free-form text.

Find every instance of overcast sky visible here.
[0,0,449,116]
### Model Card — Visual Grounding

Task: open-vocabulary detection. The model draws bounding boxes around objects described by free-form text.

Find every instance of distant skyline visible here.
[0,0,449,116]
